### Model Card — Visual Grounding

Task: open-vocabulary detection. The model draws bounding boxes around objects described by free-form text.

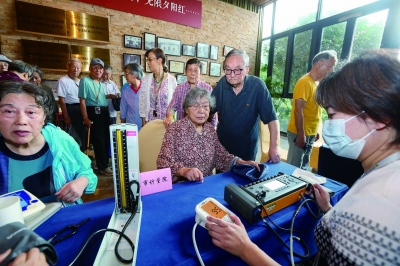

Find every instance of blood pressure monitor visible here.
[195,197,233,229]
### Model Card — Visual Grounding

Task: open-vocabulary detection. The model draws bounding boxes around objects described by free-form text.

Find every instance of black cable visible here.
[68,180,140,265]
[255,193,321,259]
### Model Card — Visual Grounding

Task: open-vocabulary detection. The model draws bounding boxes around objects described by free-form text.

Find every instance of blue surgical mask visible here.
[322,113,375,159]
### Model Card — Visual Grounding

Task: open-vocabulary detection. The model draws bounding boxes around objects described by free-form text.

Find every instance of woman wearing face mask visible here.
[204,50,400,266]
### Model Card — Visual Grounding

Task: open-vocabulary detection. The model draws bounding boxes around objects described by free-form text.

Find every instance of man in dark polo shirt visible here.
[79,58,117,176]
[211,49,280,162]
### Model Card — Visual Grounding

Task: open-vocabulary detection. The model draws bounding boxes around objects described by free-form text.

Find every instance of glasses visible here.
[124,72,131,76]
[92,66,103,71]
[146,57,158,62]
[224,69,243,75]
[190,104,210,111]
[48,218,90,245]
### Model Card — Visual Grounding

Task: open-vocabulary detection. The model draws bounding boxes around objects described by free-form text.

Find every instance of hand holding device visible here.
[195,197,233,229]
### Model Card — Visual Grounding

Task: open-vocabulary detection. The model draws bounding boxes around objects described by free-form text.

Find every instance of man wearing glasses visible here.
[211,49,280,162]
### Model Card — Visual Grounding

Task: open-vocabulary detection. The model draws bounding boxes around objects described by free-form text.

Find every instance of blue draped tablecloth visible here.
[35,162,348,265]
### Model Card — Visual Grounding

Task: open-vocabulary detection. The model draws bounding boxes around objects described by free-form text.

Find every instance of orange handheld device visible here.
[195,197,233,229]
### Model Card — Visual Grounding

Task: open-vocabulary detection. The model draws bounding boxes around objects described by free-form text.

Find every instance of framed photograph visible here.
[144,32,156,50]
[169,60,185,74]
[210,62,221,77]
[123,53,141,67]
[121,75,127,85]
[200,60,208,75]
[176,74,187,85]
[124,34,142,49]
[197,42,210,59]
[157,37,181,56]
[223,45,235,56]
[182,44,195,56]
[210,45,219,60]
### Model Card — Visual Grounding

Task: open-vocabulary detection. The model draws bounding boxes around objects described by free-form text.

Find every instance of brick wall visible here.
[0,0,259,87]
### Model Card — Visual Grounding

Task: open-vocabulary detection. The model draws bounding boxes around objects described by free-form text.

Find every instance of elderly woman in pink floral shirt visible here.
[157,87,259,183]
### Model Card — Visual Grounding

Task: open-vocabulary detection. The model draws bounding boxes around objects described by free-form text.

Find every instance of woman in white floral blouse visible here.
[157,87,259,183]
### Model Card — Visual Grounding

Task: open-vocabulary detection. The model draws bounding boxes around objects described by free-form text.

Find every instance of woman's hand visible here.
[55,177,89,203]
[313,183,332,212]
[163,115,174,128]
[236,159,261,172]
[0,248,48,266]
[176,167,204,182]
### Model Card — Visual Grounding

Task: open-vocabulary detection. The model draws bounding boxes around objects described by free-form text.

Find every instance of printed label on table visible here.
[140,168,172,196]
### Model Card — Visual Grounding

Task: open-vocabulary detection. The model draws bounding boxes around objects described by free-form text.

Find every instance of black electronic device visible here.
[224,172,308,223]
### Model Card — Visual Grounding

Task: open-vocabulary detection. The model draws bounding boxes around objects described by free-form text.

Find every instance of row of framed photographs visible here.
[122,53,222,77]
[124,33,234,60]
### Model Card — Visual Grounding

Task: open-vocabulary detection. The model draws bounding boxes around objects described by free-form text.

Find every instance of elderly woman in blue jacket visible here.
[0,81,97,206]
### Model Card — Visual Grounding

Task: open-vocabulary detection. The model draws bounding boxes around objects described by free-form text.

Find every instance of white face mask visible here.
[322,113,375,159]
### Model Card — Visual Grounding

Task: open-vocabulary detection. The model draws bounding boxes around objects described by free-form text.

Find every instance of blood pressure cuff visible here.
[231,163,268,182]
[0,222,58,266]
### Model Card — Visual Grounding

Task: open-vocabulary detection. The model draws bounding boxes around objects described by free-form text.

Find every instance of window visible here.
[262,4,273,38]
[274,0,319,34]
[272,37,288,85]
[289,29,313,93]
[350,9,388,59]
[321,0,378,19]
[259,39,270,81]
[321,22,347,59]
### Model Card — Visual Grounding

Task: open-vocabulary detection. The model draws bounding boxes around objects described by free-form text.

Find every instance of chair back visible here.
[138,119,166,172]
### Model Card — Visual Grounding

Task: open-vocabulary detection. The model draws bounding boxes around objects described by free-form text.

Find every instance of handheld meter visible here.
[195,197,233,229]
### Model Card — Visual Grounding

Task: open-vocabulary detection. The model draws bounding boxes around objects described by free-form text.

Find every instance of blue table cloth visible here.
[35,162,348,265]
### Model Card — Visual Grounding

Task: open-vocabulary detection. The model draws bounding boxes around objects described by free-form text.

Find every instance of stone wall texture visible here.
[0,0,259,87]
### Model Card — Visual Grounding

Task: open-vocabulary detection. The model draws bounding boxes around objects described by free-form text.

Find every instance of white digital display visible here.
[263,180,285,190]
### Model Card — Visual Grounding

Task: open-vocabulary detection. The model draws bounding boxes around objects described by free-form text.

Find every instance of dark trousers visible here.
[66,104,86,152]
[87,106,110,171]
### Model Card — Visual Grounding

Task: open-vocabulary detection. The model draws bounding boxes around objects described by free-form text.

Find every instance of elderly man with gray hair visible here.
[157,87,259,183]
[57,58,86,151]
[0,60,33,82]
[286,50,337,170]
[211,49,280,163]
[101,65,120,125]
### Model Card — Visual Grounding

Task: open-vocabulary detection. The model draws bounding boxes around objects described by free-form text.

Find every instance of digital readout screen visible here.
[263,180,285,190]
[201,200,227,219]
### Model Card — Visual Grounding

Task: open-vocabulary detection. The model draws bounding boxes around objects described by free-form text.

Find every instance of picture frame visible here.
[169,60,185,74]
[223,45,235,56]
[144,32,156,50]
[182,44,196,56]
[199,60,208,75]
[157,37,181,56]
[210,45,219,60]
[123,53,141,67]
[124,34,142,49]
[197,42,210,59]
[176,74,187,85]
[210,62,221,77]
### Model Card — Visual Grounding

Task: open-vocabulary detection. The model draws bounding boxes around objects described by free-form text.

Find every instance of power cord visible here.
[68,180,140,265]
[192,222,205,266]
[255,193,321,263]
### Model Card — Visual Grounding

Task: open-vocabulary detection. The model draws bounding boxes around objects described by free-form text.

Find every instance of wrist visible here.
[323,205,332,214]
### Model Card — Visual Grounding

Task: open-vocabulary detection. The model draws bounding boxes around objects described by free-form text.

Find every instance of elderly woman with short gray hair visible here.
[120,63,144,130]
[157,87,259,183]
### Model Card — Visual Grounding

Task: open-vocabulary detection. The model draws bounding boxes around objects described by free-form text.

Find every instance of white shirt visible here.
[57,75,80,104]
[102,79,120,117]
[320,159,400,265]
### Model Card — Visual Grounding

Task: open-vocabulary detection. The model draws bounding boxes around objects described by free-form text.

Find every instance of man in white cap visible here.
[79,58,117,176]
[0,55,12,73]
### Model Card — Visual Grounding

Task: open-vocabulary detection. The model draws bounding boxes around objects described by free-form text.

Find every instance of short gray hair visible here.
[104,65,113,72]
[32,65,45,79]
[312,50,337,66]
[225,49,250,67]
[8,60,33,78]
[0,81,53,123]
[67,58,82,67]
[183,87,216,111]
[125,63,144,80]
